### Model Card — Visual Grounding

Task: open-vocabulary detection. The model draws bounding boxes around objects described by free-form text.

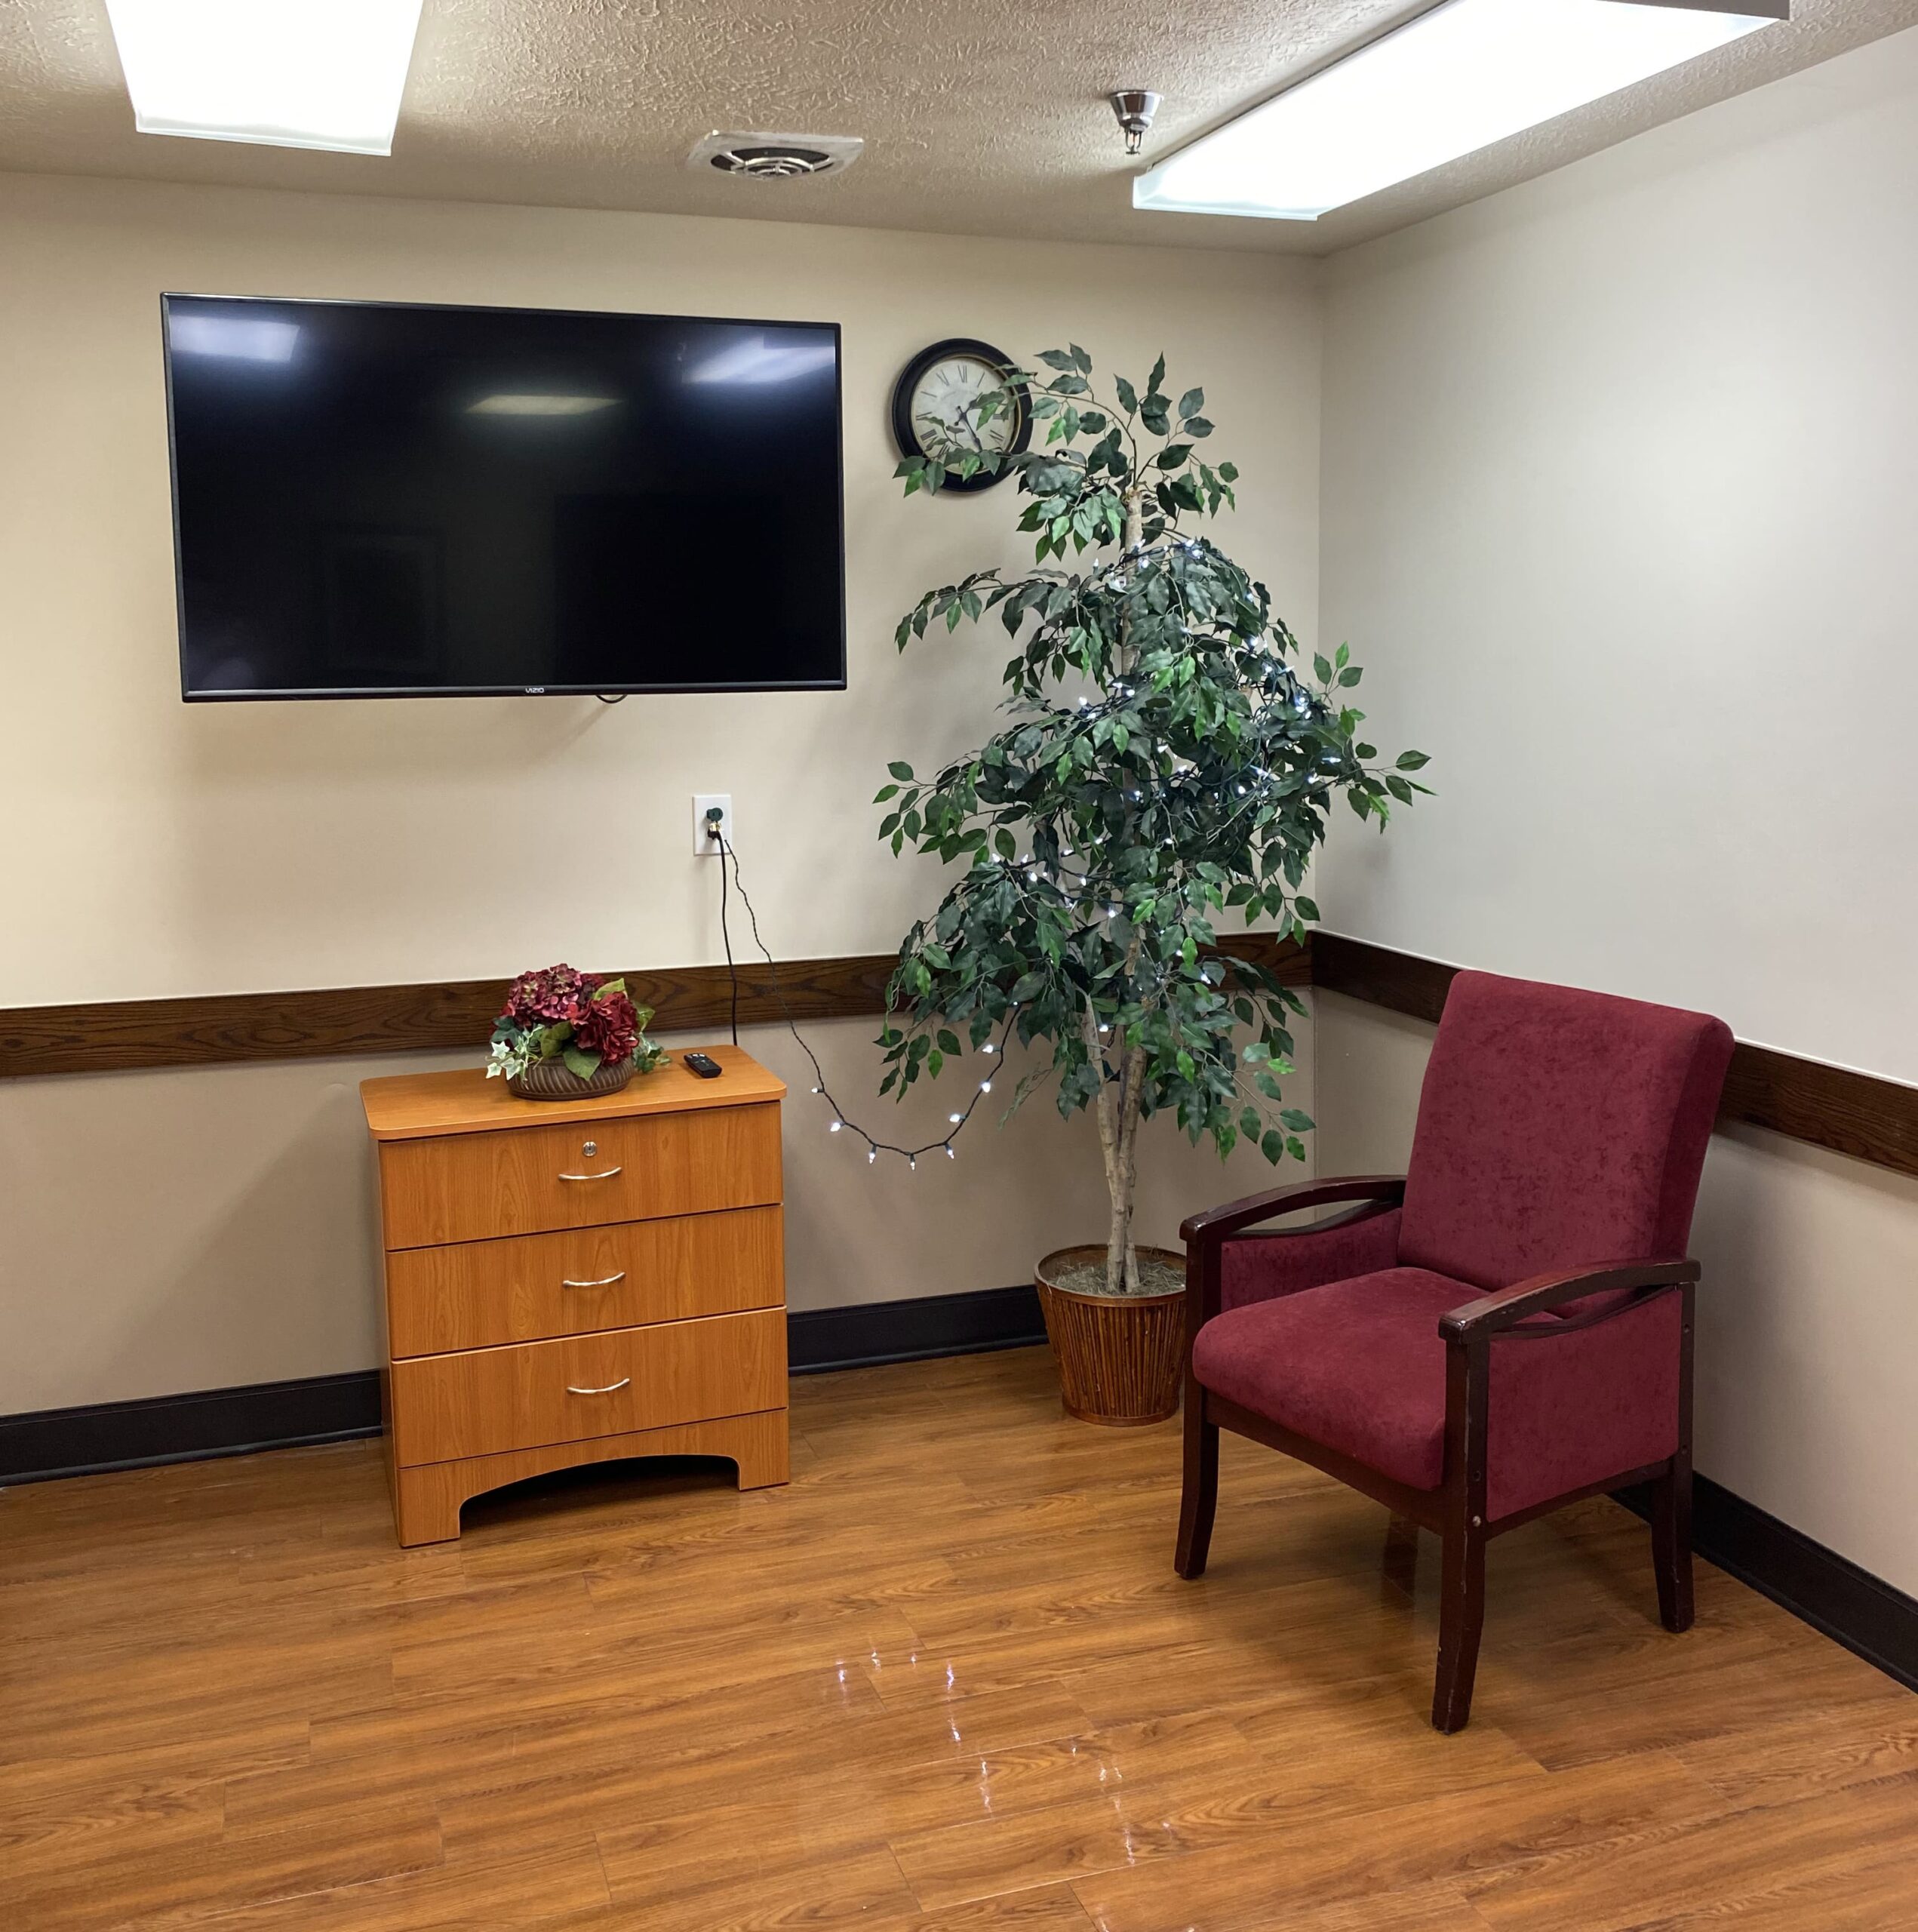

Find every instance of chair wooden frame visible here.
[1173,1174,1699,1732]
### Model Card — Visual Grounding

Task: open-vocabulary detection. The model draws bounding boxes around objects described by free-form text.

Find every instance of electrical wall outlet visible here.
[693,794,733,855]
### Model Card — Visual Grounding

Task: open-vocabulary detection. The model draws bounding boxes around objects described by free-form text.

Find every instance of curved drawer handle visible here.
[566,1377,632,1397]
[561,1271,627,1290]
[558,1165,623,1182]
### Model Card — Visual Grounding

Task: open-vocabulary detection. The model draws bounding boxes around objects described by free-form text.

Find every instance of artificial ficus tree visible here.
[878,346,1428,1294]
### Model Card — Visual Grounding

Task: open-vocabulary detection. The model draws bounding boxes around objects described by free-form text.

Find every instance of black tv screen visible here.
[162,294,846,699]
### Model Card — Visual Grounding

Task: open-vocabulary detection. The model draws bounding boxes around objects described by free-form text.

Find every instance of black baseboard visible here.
[0,1286,1048,1486]
[1615,1473,1918,1694]
[0,1371,384,1487]
[788,1284,1045,1375]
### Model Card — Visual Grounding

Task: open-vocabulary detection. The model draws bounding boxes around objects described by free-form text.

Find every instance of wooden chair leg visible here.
[1431,1515,1486,1733]
[1174,1379,1218,1580]
[1651,1452,1695,1633]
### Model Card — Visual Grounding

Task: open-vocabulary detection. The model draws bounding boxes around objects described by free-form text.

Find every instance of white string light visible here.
[713,835,1019,1171]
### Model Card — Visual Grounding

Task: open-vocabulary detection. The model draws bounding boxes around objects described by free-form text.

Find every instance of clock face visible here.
[891,338,1030,491]
[911,354,1017,457]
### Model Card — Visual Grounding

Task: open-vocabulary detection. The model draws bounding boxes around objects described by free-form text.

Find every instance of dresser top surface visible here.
[361,1044,785,1140]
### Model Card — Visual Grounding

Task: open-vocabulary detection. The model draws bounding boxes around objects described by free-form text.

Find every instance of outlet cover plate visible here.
[693,795,733,855]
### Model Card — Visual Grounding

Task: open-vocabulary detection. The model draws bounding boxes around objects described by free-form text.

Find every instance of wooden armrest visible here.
[1179,1175,1406,1250]
[1438,1259,1699,1341]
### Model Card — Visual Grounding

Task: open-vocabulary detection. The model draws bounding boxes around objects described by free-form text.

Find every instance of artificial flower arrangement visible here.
[487,963,669,1096]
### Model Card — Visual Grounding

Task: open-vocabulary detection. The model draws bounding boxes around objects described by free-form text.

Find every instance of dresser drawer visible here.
[377,1101,781,1249]
[385,1207,783,1358]
[389,1306,786,1466]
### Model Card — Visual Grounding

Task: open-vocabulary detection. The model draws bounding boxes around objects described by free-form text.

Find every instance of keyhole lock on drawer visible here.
[558,1139,622,1182]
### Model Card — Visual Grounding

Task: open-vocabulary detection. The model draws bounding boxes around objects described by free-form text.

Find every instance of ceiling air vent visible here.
[688,131,865,180]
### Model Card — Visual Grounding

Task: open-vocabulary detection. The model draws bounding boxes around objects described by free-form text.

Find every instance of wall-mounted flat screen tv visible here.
[163,294,846,700]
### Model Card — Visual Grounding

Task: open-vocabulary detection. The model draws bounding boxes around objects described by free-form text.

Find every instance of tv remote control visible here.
[683,1052,724,1078]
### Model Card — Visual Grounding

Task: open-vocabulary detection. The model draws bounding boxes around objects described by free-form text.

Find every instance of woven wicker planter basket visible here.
[1034,1244,1187,1427]
[506,1054,639,1101]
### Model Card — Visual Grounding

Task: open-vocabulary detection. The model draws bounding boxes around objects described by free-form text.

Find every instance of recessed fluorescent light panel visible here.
[104,0,426,155]
[1134,0,1786,221]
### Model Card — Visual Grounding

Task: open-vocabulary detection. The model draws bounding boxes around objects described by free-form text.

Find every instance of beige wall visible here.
[1319,26,1918,1083]
[0,171,1321,1004]
[0,171,1323,1413]
[1315,29,1918,1594]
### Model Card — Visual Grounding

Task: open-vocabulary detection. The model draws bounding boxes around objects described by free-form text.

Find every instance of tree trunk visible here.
[1083,1001,1124,1294]
[1096,486,1149,1295]
[1114,1042,1146,1292]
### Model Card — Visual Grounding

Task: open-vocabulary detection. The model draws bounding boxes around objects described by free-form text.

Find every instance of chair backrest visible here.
[1397,970,1735,1290]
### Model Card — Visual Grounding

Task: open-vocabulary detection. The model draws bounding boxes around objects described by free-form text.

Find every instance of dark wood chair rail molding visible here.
[0,937,1307,1081]
[1313,932,1918,1183]
[5,931,1911,1183]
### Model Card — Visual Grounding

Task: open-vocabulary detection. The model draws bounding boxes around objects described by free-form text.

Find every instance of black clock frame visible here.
[889,337,1032,493]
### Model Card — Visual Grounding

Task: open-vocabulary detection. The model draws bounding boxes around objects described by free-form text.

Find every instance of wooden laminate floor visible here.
[5,1346,1917,1931]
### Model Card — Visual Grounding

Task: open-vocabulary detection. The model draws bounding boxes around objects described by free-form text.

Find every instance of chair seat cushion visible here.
[1191,1267,1483,1492]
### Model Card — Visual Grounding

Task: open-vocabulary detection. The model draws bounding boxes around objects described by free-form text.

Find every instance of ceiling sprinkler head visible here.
[1109,91,1162,157]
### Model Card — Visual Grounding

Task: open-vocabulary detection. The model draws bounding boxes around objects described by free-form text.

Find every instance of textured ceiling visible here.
[1,1,1915,254]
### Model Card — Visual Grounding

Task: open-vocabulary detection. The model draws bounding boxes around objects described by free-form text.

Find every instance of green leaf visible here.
[888,760,914,781]
[1313,653,1334,685]
[1114,375,1139,414]
[1296,895,1320,922]
[562,1044,602,1080]
[1182,416,1213,438]
[1396,749,1431,771]
[1338,666,1363,687]
[1177,386,1204,420]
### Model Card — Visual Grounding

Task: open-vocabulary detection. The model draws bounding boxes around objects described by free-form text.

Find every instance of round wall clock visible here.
[890,338,1031,491]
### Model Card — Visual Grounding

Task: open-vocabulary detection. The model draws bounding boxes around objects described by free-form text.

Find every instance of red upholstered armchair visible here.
[1175,969,1735,1731]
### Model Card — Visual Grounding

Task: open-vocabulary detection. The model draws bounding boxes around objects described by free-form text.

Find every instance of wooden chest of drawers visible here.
[361,1047,788,1546]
